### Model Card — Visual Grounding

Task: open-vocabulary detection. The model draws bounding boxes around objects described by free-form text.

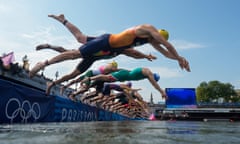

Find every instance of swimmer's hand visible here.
[178,56,191,72]
[147,54,157,61]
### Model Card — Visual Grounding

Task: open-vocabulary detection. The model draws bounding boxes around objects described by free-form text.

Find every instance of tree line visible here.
[196,80,239,103]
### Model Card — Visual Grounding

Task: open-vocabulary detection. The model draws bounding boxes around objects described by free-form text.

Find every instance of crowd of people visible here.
[29,14,191,119]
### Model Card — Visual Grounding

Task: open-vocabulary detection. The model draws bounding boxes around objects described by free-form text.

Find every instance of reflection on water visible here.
[0,120,240,144]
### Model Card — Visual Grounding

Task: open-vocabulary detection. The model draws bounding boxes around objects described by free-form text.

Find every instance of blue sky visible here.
[1,0,239,103]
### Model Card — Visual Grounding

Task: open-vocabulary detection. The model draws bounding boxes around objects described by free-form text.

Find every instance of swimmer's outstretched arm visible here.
[121,48,157,61]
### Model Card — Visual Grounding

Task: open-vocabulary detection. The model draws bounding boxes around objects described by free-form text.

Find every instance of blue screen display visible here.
[165,88,197,108]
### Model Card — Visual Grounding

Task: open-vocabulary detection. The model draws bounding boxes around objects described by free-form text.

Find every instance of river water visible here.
[0,120,239,144]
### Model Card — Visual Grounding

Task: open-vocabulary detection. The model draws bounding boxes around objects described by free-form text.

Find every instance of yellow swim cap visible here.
[159,29,169,40]
[110,61,118,68]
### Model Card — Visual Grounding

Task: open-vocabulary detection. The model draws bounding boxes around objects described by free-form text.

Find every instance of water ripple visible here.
[1,121,240,144]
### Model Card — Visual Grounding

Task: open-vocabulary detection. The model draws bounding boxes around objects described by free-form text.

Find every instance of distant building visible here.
[150,93,154,104]
[236,89,240,96]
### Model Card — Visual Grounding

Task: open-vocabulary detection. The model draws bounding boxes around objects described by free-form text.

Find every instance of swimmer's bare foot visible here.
[68,94,76,102]
[60,86,66,95]
[46,81,55,95]
[29,61,47,78]
[36,44,51,51]
[48,14,66,23]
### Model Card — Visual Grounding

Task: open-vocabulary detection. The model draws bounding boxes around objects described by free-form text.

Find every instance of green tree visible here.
[196,80,238,103]
[196,81,208,102]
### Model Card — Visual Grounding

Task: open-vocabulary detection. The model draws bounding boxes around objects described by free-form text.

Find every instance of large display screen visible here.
[165,88,197,108]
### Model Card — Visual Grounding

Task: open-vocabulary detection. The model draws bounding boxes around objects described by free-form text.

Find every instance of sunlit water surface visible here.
[0,120,239,144]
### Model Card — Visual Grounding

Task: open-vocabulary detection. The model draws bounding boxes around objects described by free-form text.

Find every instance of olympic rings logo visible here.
[5,98,41,123]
